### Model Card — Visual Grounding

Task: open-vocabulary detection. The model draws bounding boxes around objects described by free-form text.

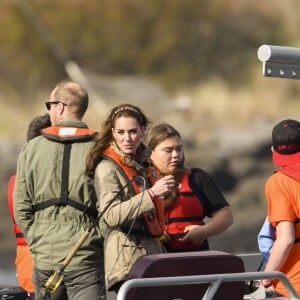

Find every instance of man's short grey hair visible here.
[53,81,89,118]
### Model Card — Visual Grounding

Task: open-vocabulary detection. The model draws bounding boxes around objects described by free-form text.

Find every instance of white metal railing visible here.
[117,271,300,300]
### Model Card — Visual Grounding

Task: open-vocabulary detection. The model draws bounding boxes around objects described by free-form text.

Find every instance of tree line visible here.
[0,0,297,96]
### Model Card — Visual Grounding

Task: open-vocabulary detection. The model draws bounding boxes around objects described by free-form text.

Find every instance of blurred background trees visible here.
[2,0,300,258]
[1,0,298,94]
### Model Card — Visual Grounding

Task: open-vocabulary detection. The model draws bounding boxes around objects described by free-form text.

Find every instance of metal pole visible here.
[257,44,300,79]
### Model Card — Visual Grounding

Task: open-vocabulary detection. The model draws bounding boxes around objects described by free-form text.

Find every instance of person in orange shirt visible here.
[262,119,300,298]
[7,114,68,300]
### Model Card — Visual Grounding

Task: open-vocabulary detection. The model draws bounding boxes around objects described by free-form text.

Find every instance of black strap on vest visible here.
[33,143,97,218]
[177,191,194,197]
[60,143,71,205]
[15,232,24,238]
[165,216,203,224]
[33,197,98,218]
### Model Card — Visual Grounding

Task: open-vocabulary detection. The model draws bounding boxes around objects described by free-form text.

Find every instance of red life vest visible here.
[7,174,27,245]
[102,147,164,238]
[149,168,206,251]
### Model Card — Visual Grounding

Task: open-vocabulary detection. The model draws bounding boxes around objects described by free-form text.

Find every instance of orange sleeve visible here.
[265,173,296,224]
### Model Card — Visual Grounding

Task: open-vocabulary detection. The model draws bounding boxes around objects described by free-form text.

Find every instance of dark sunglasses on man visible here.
[45,101,68,111]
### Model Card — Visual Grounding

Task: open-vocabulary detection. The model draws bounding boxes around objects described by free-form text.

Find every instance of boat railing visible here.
[117,270,300,300]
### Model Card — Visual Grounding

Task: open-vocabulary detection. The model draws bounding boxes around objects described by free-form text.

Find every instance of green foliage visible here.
[0,0,298,95]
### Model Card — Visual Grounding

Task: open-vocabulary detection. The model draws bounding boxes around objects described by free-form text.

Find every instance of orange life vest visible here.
[41,126,96,142]
[101,147,164,238]
[148,167,208,251]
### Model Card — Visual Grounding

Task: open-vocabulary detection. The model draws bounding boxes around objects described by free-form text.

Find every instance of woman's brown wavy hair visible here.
[86,103,151,177]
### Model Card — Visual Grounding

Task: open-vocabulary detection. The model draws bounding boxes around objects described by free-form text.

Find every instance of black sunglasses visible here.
[45,101,68,111]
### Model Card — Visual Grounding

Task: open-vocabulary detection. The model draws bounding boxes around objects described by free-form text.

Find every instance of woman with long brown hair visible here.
[145,123,233,252]
[86,104,175,294]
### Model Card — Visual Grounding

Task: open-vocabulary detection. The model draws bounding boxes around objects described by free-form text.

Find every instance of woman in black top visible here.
[145,123,233,252]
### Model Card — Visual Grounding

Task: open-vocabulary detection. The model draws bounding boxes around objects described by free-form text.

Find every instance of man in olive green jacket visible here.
[14,81,105,300]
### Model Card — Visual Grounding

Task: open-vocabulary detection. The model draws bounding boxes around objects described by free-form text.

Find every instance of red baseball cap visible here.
[272,119,300,166]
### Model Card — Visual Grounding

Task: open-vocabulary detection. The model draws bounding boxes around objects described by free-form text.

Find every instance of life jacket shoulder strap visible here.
[33,197,98,218]
[165,216,204,224]
[101,147,140,195]
[33,137,97,218]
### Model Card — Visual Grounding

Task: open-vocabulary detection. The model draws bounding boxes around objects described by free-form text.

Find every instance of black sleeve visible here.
[189,168,230,217]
